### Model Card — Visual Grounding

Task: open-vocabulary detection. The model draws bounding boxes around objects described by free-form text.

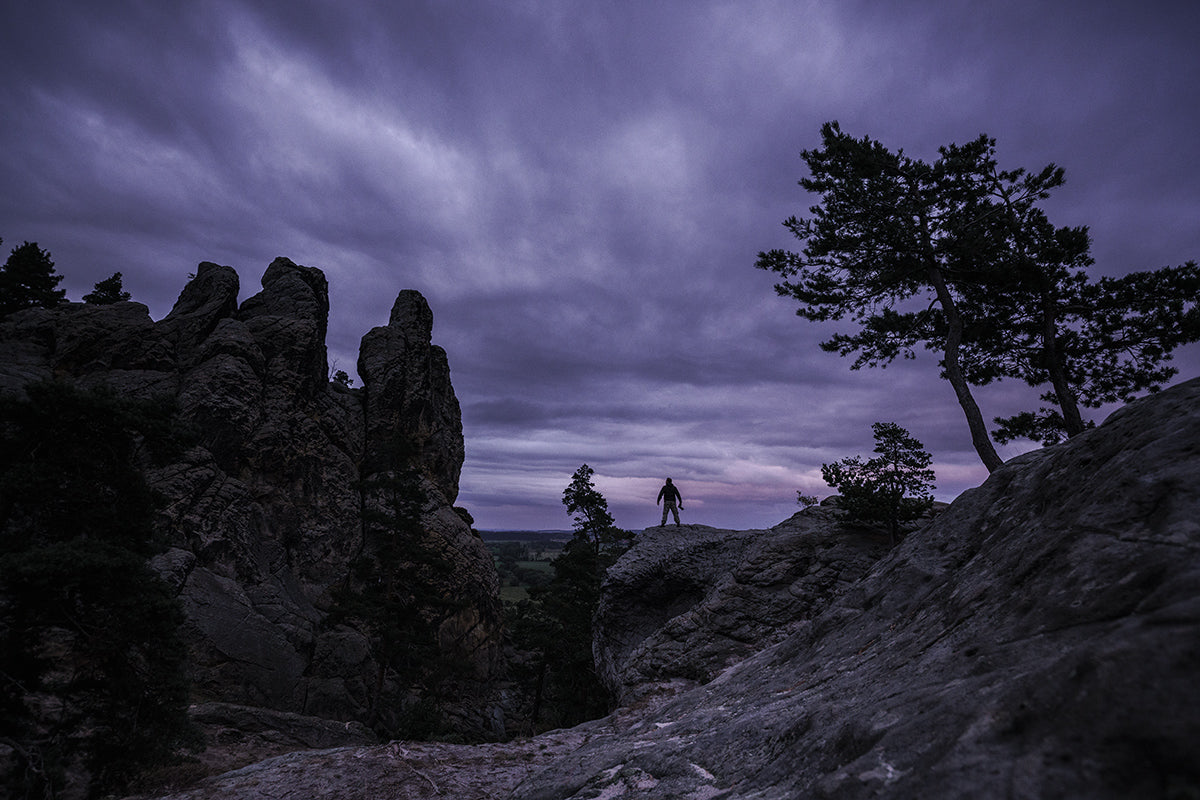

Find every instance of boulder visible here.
[238,257,330,396]
[157,262,240,370]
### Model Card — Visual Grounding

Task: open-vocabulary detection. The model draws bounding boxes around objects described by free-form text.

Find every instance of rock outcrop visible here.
[137,375,1200,800]
[594,519,889,704]
[0,258,504,740]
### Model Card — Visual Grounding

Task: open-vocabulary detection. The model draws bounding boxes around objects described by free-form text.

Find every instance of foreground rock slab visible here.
[136,725,595,800]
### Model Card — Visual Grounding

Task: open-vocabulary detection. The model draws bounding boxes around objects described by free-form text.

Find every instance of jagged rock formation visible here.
[136,376,1200,800]
[0,258,504,739]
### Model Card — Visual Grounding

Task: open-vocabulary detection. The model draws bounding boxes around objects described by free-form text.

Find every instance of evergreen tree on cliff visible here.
[562,463,632,559]
[83,271,132,304]
[822,422,935,544]
[757,123,1200,458]
[511,465,631,731]
[327,466,462,739]
[933,148,1200,444]
[0,240,66,319]
[973,261,1200,445]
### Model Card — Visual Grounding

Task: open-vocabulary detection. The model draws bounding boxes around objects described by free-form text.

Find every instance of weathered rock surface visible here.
[595,519,889,703]
[0,258,504,740]
[136,725,595,800]
[358,289,465,500]
[182,702,379,777]
[135,376,1200,799]
[511,375,1200,799]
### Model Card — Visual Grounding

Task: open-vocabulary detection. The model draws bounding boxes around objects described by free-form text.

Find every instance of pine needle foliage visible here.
[822,422,935,544]
[0,239,66,319]
[758,123,1200,459]
[82,272,132,304]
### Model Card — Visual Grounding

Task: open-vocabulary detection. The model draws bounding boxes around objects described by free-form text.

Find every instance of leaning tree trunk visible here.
[1040,294,1086,437]
[929,269,1006,472]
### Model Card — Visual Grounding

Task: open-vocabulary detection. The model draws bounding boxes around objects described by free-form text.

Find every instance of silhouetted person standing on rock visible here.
[657,478,683,526]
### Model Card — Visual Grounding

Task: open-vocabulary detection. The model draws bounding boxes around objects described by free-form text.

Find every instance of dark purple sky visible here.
[3,1,1198,531]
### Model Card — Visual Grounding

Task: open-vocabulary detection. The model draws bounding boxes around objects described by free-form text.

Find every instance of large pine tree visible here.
[758,123,1200,459]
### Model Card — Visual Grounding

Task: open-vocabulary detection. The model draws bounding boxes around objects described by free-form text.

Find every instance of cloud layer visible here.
[3,1,1198,530]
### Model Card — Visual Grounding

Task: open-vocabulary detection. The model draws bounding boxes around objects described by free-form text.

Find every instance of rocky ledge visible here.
[137,375,1200,799]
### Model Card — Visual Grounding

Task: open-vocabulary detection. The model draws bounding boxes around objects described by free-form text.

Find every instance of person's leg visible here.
[672,503,680,525]
[661,505,668,526]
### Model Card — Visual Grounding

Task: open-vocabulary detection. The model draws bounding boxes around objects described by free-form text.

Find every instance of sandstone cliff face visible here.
[138,376,1200,800]
[0,258,503,735]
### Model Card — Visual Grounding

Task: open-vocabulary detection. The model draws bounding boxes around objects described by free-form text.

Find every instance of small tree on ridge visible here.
[821,422,935,544]
[0,240,66,319]
[510,464,632,731]
[83,272,132,304]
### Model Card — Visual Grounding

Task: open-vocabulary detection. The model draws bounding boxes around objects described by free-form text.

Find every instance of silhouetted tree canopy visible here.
[977,262,1200,444]
[0,239,66,319]
[83,271,131,304]
[822,422,935,544]
[758,122,1200,457]
[756,123,1009,470]
[562,463,624,556]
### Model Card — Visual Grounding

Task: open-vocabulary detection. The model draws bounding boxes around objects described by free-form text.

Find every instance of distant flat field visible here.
[480,530,571,543]
[496,559,555,604]
[500,585,528,603]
